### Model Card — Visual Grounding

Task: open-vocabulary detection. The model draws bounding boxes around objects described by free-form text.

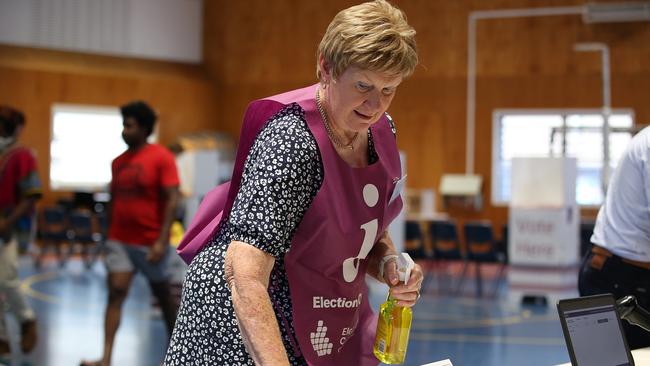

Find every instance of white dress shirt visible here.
[591,126,650,262]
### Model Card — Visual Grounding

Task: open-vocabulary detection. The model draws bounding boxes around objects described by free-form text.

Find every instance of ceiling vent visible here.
[0,0,203,63]
[583,2,650,23]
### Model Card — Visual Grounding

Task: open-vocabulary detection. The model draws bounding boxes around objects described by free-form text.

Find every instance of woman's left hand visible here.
[382,259,424,308]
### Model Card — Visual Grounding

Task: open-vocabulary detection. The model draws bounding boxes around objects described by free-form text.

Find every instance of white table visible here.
[555,347,650,365]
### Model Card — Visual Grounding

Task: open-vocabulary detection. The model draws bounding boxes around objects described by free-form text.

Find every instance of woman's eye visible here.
[382,88,395,96]
[356,83,371,92]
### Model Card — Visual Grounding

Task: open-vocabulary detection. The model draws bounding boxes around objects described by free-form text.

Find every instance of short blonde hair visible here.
[317,0,418,81]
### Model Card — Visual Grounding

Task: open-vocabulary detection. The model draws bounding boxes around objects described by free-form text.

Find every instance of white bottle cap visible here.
[397,253,415,285]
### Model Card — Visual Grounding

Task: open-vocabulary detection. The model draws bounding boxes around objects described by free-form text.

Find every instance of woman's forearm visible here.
[225,241,290,365]
[231,280,290,365]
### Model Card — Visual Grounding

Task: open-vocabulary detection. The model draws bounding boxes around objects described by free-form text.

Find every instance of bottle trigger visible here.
[397,253,415,285]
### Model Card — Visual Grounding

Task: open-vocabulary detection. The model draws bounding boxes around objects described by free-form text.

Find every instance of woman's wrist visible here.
[378,254,398,280]
[369,230,397,281]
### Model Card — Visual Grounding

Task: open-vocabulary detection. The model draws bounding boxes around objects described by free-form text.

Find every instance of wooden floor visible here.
[2,256,572,366]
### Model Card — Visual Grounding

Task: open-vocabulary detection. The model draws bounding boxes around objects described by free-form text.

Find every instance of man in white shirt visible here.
[579,125,650,349]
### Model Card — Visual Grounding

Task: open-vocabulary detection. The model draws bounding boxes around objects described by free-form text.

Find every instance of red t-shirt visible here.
[108,144,179,246]
[0,146,42,213]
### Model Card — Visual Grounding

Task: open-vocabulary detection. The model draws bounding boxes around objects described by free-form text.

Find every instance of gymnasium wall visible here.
[202,0,650,228]
[0,45,220,205]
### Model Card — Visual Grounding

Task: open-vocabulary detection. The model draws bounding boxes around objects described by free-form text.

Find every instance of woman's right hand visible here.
[381,257,424,308]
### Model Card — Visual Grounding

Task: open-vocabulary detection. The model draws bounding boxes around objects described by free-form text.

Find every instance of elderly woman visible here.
[165,1,422,365]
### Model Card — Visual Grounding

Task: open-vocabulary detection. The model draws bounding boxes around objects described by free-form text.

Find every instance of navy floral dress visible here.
[164,103,388,365]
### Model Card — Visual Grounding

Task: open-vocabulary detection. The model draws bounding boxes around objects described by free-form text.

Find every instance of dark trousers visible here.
[578,245,650,349]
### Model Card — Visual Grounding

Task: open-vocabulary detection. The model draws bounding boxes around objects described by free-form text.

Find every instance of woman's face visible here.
[324,65,403,133]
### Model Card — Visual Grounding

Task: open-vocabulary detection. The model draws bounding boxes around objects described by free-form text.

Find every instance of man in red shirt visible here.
[0,106,40,358]
[82,101,180,366]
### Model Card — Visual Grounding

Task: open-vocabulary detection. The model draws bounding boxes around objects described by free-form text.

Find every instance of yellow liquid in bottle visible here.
[373,296,413,364]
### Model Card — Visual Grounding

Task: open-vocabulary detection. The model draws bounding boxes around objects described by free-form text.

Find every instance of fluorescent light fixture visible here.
[439,174,482,197]
[583,2,650,23]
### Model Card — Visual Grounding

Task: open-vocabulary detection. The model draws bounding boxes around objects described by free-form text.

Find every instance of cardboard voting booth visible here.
[508,157,580,305]
[176,149,233,229]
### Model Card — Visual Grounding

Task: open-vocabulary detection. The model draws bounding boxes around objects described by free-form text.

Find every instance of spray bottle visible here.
[373,253,415,364]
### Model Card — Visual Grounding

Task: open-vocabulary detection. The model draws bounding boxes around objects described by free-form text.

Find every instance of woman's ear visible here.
[318,56,332,84]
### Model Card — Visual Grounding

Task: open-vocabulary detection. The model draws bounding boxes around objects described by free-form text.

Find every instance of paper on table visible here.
[420,359,453,366]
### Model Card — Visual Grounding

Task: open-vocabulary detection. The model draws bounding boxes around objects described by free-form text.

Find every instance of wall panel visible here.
[203,0,649,232]
[0,46,220,205]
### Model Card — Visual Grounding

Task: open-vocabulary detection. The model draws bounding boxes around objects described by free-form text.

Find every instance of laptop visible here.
[557,294,635,366]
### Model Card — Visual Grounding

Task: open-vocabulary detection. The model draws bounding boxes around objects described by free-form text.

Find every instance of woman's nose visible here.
[365,90,382,110]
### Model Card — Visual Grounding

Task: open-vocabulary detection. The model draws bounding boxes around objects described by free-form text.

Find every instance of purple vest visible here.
[177,84,403,365]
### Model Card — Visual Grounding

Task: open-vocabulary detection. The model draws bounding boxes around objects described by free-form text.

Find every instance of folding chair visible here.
[463,221,506,297]
[37,206,69,267]
[429,219,467,294]
[69,209,102,268]
[404,220,435,292]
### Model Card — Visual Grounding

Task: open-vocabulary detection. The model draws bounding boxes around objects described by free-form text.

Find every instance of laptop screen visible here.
[560,300,632,366]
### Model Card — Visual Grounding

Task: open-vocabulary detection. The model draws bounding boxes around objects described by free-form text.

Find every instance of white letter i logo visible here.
[342,184,379,282]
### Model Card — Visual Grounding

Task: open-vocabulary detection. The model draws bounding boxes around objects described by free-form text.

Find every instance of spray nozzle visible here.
[397,253,415,285]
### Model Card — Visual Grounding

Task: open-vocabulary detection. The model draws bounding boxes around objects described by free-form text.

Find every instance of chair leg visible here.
[87,242,105,269]
[33,240,47,268]
[434,261,446,294]
[429,260,439,292]
[83,243,92,269]
[436,261,455,294]
[454,261,469,296]
[490,264,507,298]
[418,260,433,294]
[475,262,483,297]
[57,241,68,267]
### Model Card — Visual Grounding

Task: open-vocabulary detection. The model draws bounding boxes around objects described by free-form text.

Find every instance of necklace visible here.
[315,88,358,151]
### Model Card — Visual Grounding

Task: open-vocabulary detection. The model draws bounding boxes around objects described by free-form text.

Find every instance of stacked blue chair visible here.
[463,221,506,297]
[69,209,103,269]
[429,219,467,294]
[38,206,69,268]
[405,220,426,259]
[405,220,434,292]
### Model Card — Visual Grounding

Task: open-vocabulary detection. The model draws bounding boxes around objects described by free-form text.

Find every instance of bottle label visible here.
[377,338,386,353]
[374,306,390,356]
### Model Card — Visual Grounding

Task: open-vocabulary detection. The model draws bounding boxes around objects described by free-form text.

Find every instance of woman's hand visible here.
[381,258,423,308]
[369,230,424,307]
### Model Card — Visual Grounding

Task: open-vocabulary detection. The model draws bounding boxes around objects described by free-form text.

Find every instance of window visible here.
[50,104,127,191]
[492,110,634,206]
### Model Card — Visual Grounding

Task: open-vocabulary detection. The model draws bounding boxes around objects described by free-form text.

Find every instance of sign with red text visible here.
[509,206,579,266]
